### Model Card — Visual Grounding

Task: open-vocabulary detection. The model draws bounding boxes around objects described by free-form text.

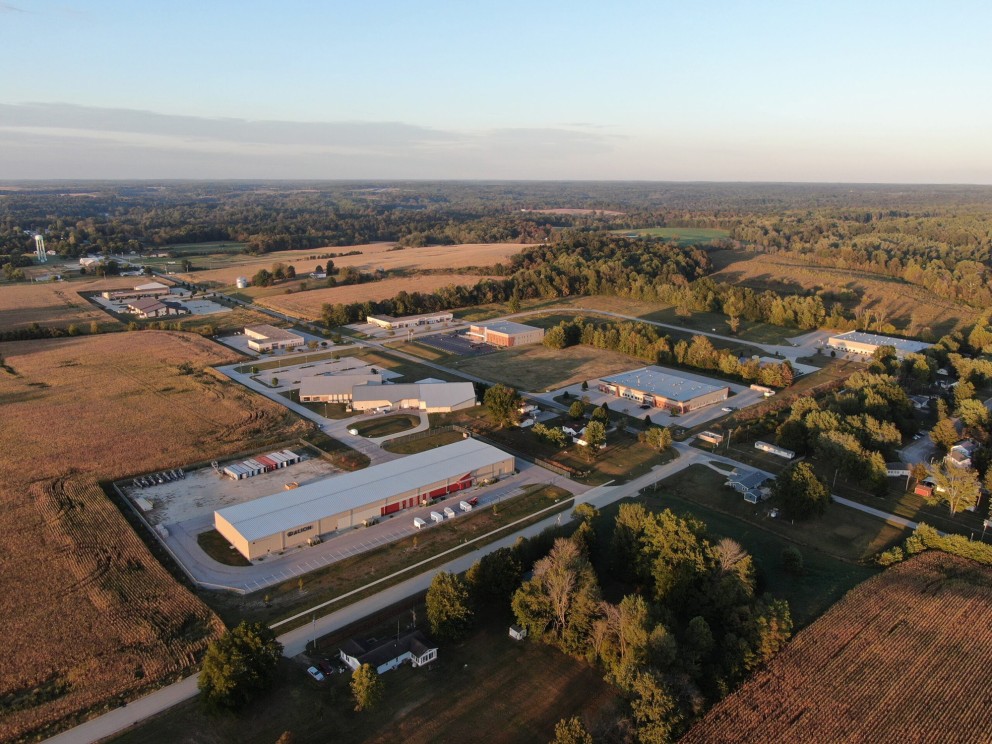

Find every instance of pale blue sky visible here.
[1,0,990,181]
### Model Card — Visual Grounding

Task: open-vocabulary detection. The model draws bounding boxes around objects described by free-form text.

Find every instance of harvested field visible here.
[683,552,992,744]
[181,243,528,287]
[0,277,140,333]
[257,275,492,320]
[711,249,978,336]
[0,332,309,741]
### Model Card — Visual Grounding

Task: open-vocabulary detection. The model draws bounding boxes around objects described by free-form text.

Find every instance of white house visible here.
[339,631,438,674]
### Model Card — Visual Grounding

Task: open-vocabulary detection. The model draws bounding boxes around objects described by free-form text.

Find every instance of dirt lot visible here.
[257,274,493,320]
[448,343,643,392]
[0,332,309,742]
[182,242,528,287]
[0,277,139,333]
[683,552,992,744]
[710,249,978,337]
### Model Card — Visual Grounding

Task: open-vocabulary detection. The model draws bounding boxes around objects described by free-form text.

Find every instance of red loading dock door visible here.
[381,502,401,516]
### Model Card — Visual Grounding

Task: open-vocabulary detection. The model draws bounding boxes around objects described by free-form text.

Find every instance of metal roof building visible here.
[467,321,544,347]
[214,438,514,560]
[298,373,382,402]
[245,324,305,352]
[599,367,730,413]
[827,331,932,358]
[350,381,477,413]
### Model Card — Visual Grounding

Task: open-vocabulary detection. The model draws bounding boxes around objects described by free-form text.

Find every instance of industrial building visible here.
[827,331,932,358]
[467,320,545,347]
[298,373,383,403]
[214,438,514,559]
[366,311,453,331]
[244,324,305,352]
[598,367,730,414]
[126,297,190,318]
[350,381,477,413]
[102,281,172,301]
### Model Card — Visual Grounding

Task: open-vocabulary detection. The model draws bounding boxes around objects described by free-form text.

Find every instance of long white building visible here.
[214,438,514,560]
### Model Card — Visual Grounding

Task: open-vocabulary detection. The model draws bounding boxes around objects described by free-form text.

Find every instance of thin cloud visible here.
[0,2,28,12]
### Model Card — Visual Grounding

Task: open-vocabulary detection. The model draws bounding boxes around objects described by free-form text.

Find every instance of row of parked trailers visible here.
[224,450,301,480]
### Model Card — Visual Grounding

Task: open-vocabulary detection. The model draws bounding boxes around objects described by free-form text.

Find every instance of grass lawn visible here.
[610,226,730,245]
[201,484,572,628]
[235,349,339,374]
[352,414,420,438]
[110,615,618,744]
[449,343,636,392]
[352,349,466,384]
[197,529,251,567]
[302,431,371,471]
[383,430,466,454]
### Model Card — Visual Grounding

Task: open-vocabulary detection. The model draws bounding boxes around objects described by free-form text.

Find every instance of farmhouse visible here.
[467,320,545,347]
[366,311,453,331]
[214,438,514,559]
[102,281,172,301]
[350,381,477,413]
[827,331,932,358]
[726,468,770,503]
[339,630,438,674]
[598,367,730,414]
[244,324,305,352]
[298,373,383,403]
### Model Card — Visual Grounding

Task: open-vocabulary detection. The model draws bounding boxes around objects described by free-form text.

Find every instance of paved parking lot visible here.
[418,332,497,357]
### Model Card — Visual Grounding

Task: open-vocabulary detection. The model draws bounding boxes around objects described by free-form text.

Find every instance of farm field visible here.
[683,552,992,743]
[611,226,731,245]
[0,276,138,333]
[111,615,618,744]
[181,242,528,287]
[0,332,309,742]
[710,249,978,337]
[448,343,638,392]
[257,275,493,320]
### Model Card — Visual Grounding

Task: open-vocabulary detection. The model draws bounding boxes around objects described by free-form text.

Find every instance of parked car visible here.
[466,496,479,507]
[722,407,734,412]
[317,660,334,676]
[639,404,651,410]
[306,666,325,682]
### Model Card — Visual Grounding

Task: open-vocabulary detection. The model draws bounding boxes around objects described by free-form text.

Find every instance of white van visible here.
[443,506,456,519]
[459,500,473,512]
[413,517,426,529]
[430,511,444,524]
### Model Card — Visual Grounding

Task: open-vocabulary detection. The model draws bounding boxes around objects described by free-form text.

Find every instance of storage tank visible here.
[236,276,249,289]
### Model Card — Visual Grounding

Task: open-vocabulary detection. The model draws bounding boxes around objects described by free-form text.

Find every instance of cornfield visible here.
[683,551,992,743]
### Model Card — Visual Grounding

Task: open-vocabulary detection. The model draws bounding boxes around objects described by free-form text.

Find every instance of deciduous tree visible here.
[426,571,473,640]
[198,622,283,711]
[484,383,520,428]
[350,663,383,711]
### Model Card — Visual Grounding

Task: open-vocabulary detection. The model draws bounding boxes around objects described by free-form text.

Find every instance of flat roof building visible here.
[350,381,476,413]
[299,373,382,403]
[599,367,730,414]
[367,311,453,331]
[245,324,305,352]
[827,331,932,358]
[102,281,172,301]
[214,438,514,560]
[467,321,544,348]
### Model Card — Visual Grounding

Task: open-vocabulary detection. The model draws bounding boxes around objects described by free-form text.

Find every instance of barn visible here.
[467,320,544,347]
[214,438,514,560]
[599,367,730,414]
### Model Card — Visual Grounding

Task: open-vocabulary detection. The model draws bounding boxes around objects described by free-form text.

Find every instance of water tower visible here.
[34,234,47,263]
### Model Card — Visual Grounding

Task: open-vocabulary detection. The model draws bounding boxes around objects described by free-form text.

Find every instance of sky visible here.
[1,0,990,182]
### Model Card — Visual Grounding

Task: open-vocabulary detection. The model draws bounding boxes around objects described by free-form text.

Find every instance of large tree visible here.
[426,571,473,640]
[198,622,283,711]
[773,461,830,520]
[925,462,981,515]
[466,547,523,609]
[484,383,521,428]
[551,716,593,744]
[350,663,383,712]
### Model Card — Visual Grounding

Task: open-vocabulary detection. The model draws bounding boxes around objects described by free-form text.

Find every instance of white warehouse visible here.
[214,438,514,560]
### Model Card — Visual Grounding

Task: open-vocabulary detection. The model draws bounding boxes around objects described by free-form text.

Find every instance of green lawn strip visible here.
[351,414,420,438]
[110,614,617,744]
[203,485,572,629]
[234,349,341,374]
[278,391,353,419]
[383,430,466,454]
[301,431,370,470]
[349,349,468,383]
[197,530,252,567]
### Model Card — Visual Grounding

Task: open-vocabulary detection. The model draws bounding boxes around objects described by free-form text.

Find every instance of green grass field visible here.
[352,414,420,438]
[383,430,466,454]
[197,529,251,567]
[611,227,730,245]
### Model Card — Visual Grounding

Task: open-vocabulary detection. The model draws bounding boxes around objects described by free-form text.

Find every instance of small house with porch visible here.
[339,630,438,675]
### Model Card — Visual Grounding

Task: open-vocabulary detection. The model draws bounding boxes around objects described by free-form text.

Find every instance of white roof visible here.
[299,374,382,397]
[215,438,511,541]
[602,367,727,402]
[471,320,542,335]
[829,331,931,354]
[351,381,476,408]
[134,281,169,291]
